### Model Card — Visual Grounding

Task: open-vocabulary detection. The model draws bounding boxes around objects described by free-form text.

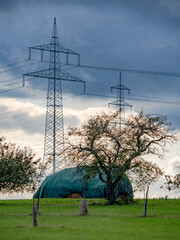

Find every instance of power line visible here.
[126,96,180,106]
[0,17,50,36]
[1,58,180,83]
[0,124,44,138]
[0,81,22,88]
[0,61,40,74]
[0,87,22,95]
[0,114,44,125]
[0,93,83,122]
[85,92,180,106]
[0,76,22,84]
[0,76,37,85]
[130,94,180,102]
[25,86,85,98]
[25,86,47,91]
[0,59,28,69]
[0,104,179,135]
[59,16,180,30]
[0,83,180,109]
[0,103,45,119]
[25,82,180,105]
[66,63,180,77]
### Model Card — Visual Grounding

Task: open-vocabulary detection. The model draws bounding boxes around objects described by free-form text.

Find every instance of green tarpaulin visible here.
[34,167,133,199]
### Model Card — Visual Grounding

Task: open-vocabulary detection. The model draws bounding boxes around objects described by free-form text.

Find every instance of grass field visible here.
[0,198,179,240]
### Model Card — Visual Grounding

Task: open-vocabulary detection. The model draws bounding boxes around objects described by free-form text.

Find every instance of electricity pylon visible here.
[23,17,86,174]
[109,72,132,129]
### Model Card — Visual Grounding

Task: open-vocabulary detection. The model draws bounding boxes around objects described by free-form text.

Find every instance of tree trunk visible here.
[143,186,149,217]
[107,184,115,205]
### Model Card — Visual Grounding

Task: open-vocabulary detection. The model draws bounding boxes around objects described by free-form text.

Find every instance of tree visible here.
[164,173,180,191]
[64,111,177,205]
[127,158,165,216]
[127,157,164,192]
[0,137,45,194]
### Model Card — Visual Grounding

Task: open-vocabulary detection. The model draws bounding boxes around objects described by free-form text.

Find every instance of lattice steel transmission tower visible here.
[109,72,132,129]
[23,17,86,174]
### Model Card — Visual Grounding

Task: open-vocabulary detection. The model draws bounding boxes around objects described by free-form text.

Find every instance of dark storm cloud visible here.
[0,0,127,10]
[0,0,138,8]
[1,0,180,19]
[1,0,180,31]
[1,0,180,128]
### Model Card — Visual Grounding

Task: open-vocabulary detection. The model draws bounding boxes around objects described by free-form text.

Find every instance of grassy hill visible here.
[0,198,179,240]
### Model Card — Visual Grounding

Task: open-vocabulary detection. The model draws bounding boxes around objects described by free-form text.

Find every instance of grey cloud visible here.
[1,0,179,19]
[64,115,79,128]
[0,0,20,11]
[168,157,180,175]
[158,0,180,17]
[0,110,45,135]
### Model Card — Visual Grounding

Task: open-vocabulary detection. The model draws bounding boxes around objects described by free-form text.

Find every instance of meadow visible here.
[0,198,179,240]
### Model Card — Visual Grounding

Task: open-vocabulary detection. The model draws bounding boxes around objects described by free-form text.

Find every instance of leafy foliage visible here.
[164,173,180,191]
[127,158,164,192]
[0,137,45,193]
[64,111,177,204]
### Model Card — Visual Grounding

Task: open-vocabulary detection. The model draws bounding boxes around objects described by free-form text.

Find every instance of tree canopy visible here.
[0,137,44,194]
[64,111,177,204]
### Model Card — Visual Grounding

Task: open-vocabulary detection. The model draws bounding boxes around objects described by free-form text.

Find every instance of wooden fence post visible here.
[33,205,38,226]
[33,197,38,227]
[143,185,149,217]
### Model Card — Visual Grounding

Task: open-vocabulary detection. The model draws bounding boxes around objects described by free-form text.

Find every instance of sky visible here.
[0,0,180,199]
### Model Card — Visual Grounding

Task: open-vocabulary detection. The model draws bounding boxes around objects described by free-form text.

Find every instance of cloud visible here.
[78,70,97,83]
[158,0,180,17]
[0,97,45,136]
[64,105,111,128]
[0,128,44,158]
[0,0,148,10]
[167,157,180,175]
[0,0,19,11]
[0,0,119,12]
[0,98,45,117]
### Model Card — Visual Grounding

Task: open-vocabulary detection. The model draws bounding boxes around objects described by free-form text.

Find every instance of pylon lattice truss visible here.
[23,18,86,174]
[109,72,132,129]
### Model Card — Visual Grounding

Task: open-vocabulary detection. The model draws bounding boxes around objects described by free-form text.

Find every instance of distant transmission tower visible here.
[109,72,132,129]
[23,17,86,174]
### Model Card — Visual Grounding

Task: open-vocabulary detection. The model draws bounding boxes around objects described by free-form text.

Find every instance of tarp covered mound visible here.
[34,167,133,199]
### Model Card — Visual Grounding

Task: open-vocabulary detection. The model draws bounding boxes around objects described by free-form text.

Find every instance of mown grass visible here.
[0,198,179,240]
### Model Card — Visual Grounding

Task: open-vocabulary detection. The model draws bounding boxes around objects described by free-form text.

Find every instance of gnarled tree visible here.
[64,111,177,204]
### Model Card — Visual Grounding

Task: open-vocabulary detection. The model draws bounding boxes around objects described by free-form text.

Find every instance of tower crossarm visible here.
[29,43,79,55]
[29,43,80,65]
[109,72,132,129]
[111,84,130,93]
[23,69,86,93]
[109,100,132,108]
